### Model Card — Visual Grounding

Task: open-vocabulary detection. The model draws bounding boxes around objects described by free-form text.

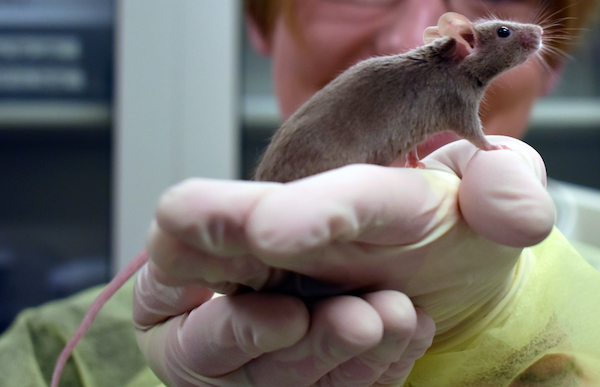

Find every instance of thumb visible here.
[451,136,555,247]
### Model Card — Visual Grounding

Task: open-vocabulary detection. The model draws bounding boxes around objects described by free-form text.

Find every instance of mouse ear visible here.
[437,12,476,56]
[423,26,444,44]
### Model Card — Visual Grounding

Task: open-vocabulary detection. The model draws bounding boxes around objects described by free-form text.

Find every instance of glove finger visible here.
[133,262,215,329]
[454,136,555,247]
[314,291,429,387]
[155,178,280,256]
[374,307,436,386]
[136,292,310,387]
[246,164,461,262]
[147,220,272,291]
[246,295,384,387]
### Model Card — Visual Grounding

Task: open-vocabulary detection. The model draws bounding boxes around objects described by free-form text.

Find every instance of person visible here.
[1,1,600,386]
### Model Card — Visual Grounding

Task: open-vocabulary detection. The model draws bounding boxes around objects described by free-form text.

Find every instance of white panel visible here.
[113,0,240,273]
[181,1,240,179]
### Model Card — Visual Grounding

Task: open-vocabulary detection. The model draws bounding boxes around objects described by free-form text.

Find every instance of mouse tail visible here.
[50,250,150,387]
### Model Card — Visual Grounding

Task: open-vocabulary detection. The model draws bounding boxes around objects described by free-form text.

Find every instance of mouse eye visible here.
[497,26,511,38]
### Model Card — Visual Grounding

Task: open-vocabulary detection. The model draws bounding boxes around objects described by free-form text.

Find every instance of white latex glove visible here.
[134,135,555,387]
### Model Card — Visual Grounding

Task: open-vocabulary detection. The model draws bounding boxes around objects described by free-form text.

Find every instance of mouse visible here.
[51,12,543,386]
[254,12,543,182]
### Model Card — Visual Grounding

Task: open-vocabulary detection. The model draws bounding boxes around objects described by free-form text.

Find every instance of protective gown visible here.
[1,228,599,387]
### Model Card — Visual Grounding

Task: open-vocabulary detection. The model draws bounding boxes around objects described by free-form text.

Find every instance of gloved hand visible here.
[134,135,555,387]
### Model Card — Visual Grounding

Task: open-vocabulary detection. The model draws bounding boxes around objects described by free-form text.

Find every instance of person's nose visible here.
[375,0,448,55]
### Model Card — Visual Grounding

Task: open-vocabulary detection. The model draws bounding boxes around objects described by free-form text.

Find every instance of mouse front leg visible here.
[462,122,510,152]
[474,136,510,152]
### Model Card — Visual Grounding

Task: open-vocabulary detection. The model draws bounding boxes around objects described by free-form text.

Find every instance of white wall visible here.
[113,0,241,273]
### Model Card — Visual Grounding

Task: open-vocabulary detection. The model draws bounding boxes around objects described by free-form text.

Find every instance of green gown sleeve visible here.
[0,277,161,387]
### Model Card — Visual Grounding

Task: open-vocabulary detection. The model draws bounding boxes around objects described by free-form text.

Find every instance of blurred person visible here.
[2,1,600,387]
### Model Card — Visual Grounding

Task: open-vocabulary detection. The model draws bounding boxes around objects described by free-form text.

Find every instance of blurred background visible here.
[0,1,599,333]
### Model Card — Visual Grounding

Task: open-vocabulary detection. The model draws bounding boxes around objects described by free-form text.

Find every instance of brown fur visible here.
[254,19,542,183]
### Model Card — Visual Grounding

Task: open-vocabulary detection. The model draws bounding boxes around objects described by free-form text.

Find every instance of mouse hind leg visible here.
[404,148,426,169]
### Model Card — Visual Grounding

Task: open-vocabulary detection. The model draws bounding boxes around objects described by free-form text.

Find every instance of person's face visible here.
[248,0,562,158]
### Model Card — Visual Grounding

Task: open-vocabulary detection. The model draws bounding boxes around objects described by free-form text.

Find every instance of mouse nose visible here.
[374,0,447,55]
[522,26,543,50]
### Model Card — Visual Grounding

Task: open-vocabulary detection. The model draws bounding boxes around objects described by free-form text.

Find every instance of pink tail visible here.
[50,250,149,387]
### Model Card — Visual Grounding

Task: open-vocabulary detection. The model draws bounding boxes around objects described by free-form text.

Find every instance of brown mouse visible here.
[254,12,543,183]
[51,12,543,386]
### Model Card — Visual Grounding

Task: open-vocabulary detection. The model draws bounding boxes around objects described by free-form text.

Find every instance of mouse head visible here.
[472,19,543,68]
[424,12,543,85]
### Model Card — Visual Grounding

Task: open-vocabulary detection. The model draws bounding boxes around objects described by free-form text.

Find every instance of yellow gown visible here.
[407,228,600,386]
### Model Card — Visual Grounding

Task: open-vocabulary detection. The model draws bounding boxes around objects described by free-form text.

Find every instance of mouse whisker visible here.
[540,44,574,62]
[528,1,555,26]
[542,33,578,40]
[533,1,577,26]
[532,52,555,75]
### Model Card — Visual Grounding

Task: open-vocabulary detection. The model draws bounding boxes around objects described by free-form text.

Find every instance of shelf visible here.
[529,98,600,130]
[0,100,110,128]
